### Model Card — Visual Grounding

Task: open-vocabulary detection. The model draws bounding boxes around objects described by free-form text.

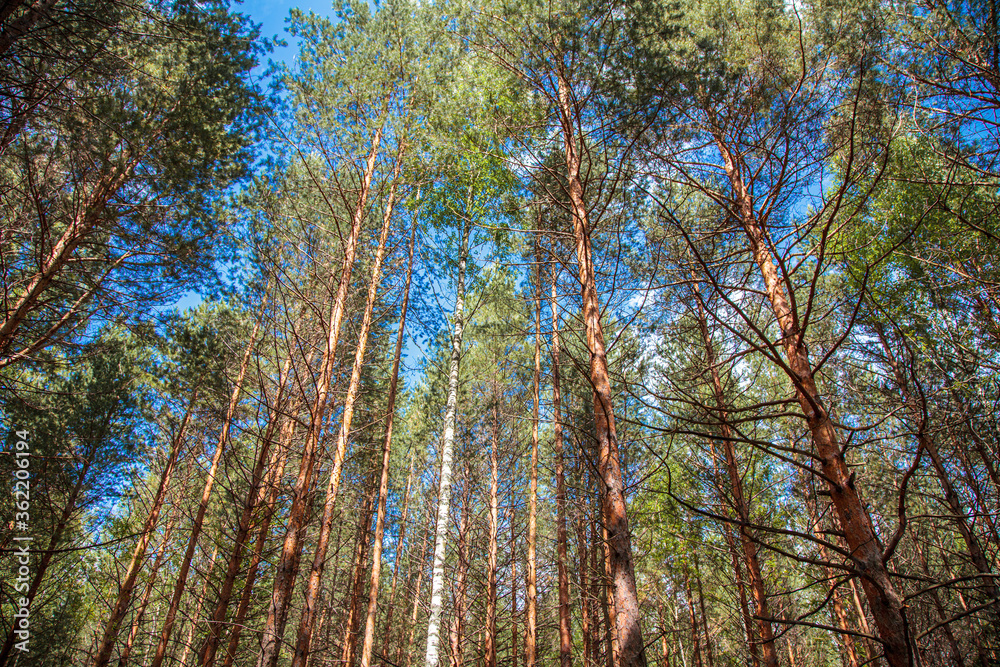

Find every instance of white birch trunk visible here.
[423,221,468,667]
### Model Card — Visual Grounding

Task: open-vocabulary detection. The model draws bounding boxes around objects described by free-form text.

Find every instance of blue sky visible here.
[242,0,337,67]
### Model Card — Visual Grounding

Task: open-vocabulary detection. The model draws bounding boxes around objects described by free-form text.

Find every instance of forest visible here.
[0,0,998,665]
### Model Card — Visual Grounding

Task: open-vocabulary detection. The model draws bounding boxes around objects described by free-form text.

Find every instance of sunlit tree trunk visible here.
[448,478,471,667]
[423,218,469,667]
[690,285,779,667]
[222,399,297,667]
[150,314,262,667]
[551,258,572,667]
[359,216,415,667]
[256,119,384,667]
[526,240,541,667]
[198,356,292,667]
[557,63,647,667]
[178,546,219,667]
[117,508,180,667]
[292,136,404,667]
[91,386,200,667]
[486,400,501,667]
[711,131,910,667]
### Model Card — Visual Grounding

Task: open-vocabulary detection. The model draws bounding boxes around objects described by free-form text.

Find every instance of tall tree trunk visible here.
[382,453,416,660]
[557,64,647,667]
[341,469,380,667]
[423,219,469,667]
[197,356,293,667]
[255,119,384,667]
[601,515,619,667]
[91,386,200,667]
[292,133,404,667]
[684,569,703,667]
[221,399,296,667]
[721,524,759,667]
[551,258,573,667]
[448,479,471,667]
[803,475,862,667]
[401,519,430,667]
[690,284,779,667]
[486,401,501,667]
[914,539,964,667]
[693,555,714,667]
[150,314,263,667]
[512,494,520,667]
[577,493,593,667]
[118,506,180,667]
[360,217,416,667]
[179,546,219,667]
[711,133,910,667]
[526,239,541,667]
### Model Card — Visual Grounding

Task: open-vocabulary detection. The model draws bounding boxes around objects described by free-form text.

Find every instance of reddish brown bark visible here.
[684,568,704,667]
[197,357,292,667]
[691,284,779,667]
[340,470,381,667]
[448,482,471,667]
[178,546,219,667]
[291,137,400,667]
[804,476,863,667]
[557,63,647,667]
[381,454,415,660]
[712,133,910,667]
[551,259,573,667]
[91,387,200,667]
[526,242,541,667]
[486,401,501,667]
[150,314,262,667]
[359,216,415,667]
[118,507,180,667]
[255,119,384,667]
[221,398,297,667]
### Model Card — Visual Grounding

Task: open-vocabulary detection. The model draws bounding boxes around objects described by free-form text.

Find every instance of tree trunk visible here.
[684,569,703,667]
[448,479,471,667]
[803,475,863,667]
[117,507,180,667]
[486,401,501,667]
[178,546,219,667]
[255,120,384,667]
[423,219,469,667]
[577,494,593,667]
[360,216,416,667]
[526,239,541,667]
[150,314,262,667]
[221,401,296,667]
[292,132,403,667]
[551,258,573,667]
[91,386,200,667]
[197,356,293,667]
[712,133,911,667]
[401,518,430,667]
[557,64,647,667]
[382,453,416,660]
[914,539,964,667]
[690,284,779,667]
[512,493,520,667]
[343,474,380,667]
